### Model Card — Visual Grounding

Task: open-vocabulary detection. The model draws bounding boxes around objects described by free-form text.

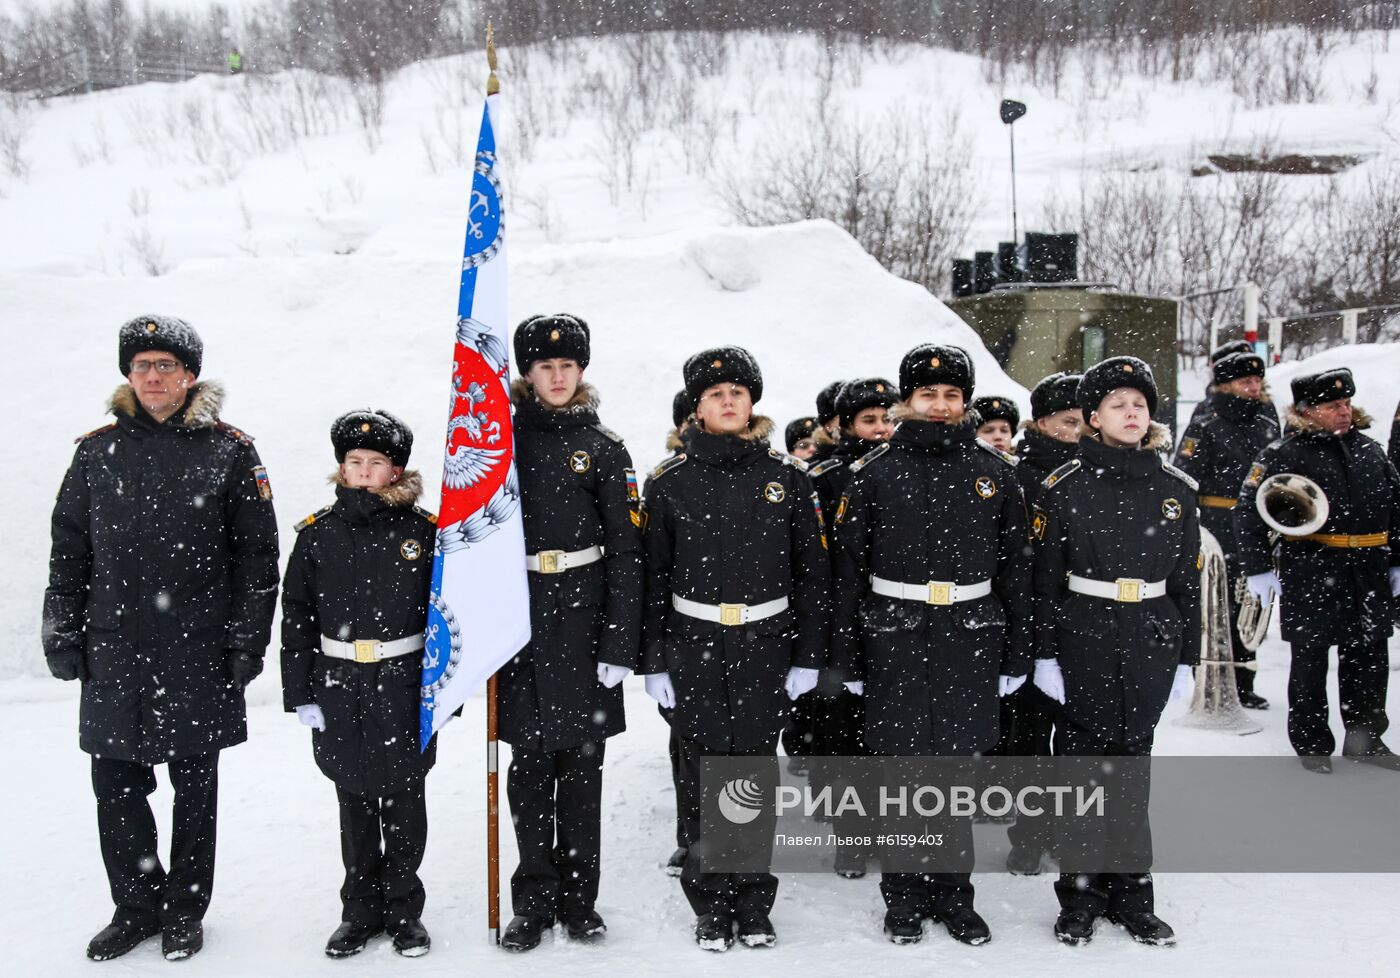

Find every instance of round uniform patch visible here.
[569,450,592,473]
[975,476,997,499]
[400,539,423,561]
[1162,498,1182,521]
[764,482,786,503]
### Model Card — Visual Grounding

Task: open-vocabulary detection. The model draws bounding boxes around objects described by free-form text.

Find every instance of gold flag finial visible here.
[486,22,499,95]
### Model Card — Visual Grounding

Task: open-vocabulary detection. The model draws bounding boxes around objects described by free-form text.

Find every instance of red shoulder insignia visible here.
[74,422,118,444]
[214,421,255,445]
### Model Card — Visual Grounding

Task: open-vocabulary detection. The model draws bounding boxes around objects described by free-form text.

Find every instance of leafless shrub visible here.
[0,91,33,179]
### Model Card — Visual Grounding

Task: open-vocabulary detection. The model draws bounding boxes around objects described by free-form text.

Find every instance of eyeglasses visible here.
[130,360,183,375]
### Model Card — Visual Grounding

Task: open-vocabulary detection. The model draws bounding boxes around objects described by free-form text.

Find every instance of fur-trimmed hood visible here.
[329,468,423,507]
[1074,419,1173,451]
[739,414,776,442]
[110,380,224,429]
[665,428,685,452]
[509,378,599,414]
[1284,404,1373,434]
[812,424,839,447]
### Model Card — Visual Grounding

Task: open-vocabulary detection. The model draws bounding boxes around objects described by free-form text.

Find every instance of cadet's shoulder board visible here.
[848,442,891,474]
[214,420,255,445]
[593,421,624,444]
[1243,460,1268,489]
[1179,435,1198,458]
[975,438,1018,466]
[769,448,809,472]
[651,452,687,481]
[1160,459,1199,492]
[1040,458,1082,491]
[74,422,118,444]
[808,456,844,479]
[295,504,335,532]
[412,504,439,525]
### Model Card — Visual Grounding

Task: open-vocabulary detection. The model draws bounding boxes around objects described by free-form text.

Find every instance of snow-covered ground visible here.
[4,26,1400,976]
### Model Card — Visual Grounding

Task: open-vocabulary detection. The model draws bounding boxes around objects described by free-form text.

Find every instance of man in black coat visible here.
[991,371,1081,875]
[1031,356,1200,947]
[1174,351,1279,709]
[1237,368,1400,770]
[43,315,279,962]
[641,346,830,951]
[281,409,437,958]
[498,314,643,950]
[830,345,1032,947]
[1186,339,1254,427]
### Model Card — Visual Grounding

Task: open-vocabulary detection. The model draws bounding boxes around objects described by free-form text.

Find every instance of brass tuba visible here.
[1234,473,1330,650]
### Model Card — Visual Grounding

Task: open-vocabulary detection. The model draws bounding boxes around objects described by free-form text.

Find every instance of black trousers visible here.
[1287,639,1390,756]
[676,734,778,918]
[336,779,428,927]
[1052,722,1155,915]
[877,756,976,916]
[91,751,219,926]
[986,683,1059,853]
[667,723,686,848]
[507,740,605,918]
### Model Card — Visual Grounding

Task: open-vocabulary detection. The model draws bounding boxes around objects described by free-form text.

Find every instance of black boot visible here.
[389,918,431,957]
[325,921,383,958]
[694,913,733,952]
[1006,844,1043,875]
[665,846,688,877]
[883,908,923,945]
[1054,909,1096,946]
[560,907,607,941]
[833,848,867,879]
[86,914,161,961]
[1237,690,1270,710]
[1299,755,1333,774]
[1108,910,1176,946]
[933,906,991,945]
[1343,733,1400,770]
[736,911,776,948]
[501,915,551,952]
[161,920,203,961]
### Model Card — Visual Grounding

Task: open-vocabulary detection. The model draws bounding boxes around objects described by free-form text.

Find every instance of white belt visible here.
[320,633,424,664]
[869,575,992,606]
[672,593,789,627]
[525,545,603,574]
[1067,574,1167,603]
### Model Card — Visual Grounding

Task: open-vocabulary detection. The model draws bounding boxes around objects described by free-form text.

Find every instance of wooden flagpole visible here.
[484,22,501,948]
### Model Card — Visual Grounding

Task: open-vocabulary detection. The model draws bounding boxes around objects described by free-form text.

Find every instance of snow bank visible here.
[1266,343,1400,449]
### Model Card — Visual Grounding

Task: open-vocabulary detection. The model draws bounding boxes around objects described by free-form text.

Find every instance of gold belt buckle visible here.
[353,639,378,664]
[927,582,953,606]
[1115,578,1143,603]
[537,550,563,574]
[718,603,746,627]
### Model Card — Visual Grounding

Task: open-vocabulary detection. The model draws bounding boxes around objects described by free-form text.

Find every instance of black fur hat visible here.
[816,380,847,425]
[514,313,591,374]
[1210,340,1253,364]
[1029,372,1082,420]
[1291,367,1355,407]
[331,409,414,467]
[1077,356,1158,422]
[785,417,819,452]
[1213,351,1265,385]
[683,346,763,404]
[898,344,974,401]
[836,377,897,428]
[671,389,695,428]
[972,395,1020,430]
[118,314,203,377]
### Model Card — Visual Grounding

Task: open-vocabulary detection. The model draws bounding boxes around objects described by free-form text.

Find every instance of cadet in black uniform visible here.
[1237,368,1400,771]
[831,345,1032,947]
[496,314,643,951]
[1187,339,1253,428]
[1030,357,1200,947]
[1174,351,1278,709]
[811,379,849,463]
[785,416,820,461]
[281,409,436,958]
[972,395,1019,453]
[640,346,830,951]
[989,374,1081,875]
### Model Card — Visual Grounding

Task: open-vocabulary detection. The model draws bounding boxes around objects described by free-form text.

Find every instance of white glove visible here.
[999,674,1027,697]
[644,672,676,709]
[1169,664,1195,701]
[596,662,631,688]
[1390,567,1400,597]
[784,666,819,701]
[1033,659,1066,704]
[1247,571,1281,605]
[294,704,326,731]
[843,681,864,697]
